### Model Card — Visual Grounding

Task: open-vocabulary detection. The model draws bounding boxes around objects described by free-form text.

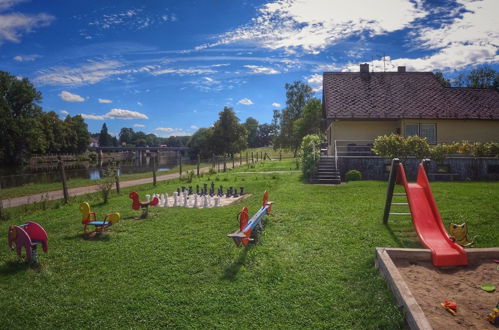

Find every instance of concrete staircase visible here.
[311,156,341,184]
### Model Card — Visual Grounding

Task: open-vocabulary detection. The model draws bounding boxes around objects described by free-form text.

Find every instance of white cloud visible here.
[35,60,157,86]
[13,54,39,61]
[190,125,199,130]
[238,98,253,105]
[81,108,148,120]
[98,98,112,104]
[244,65,280,74]
[305,74,323,92]
[60,110,69,115]
[137,101,143,106]
[0,0,54,45]
[155,127,189,137]
[272,102,281,108]
[59,91,85,102]
[133,124,145,128]
[199,0,426,53]
[151,67,216,76]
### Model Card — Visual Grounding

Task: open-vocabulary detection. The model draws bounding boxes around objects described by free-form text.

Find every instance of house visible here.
[322,64,499,156]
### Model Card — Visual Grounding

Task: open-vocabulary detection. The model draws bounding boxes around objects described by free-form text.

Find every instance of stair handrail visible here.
[334,139,338,171]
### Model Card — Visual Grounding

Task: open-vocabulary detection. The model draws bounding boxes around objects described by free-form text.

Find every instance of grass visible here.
[0,165,497,328]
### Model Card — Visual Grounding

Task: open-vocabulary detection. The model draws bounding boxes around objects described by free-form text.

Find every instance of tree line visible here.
[187,81,324,158]
[0,71,90,165]
[434,65,499,90]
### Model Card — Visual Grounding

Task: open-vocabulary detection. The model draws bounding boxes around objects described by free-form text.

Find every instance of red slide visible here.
[396,163,467,267]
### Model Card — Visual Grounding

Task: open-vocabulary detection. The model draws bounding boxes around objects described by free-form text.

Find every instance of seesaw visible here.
[80,202,120,236]
[227,191,273,247]
[129,192,159,219]
[8,221,48,264]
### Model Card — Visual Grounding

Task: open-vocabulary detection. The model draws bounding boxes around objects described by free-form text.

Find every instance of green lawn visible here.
[0,169,497,328]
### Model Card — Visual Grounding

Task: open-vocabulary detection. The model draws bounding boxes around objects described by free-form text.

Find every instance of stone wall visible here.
[338,156,499,181]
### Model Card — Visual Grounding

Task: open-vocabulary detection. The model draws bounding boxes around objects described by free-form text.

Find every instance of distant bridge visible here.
[88,146,189,152]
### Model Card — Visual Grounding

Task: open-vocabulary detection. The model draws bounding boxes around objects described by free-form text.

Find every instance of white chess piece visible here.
[173,192,178,207]
[145,194,150,202]
[194,195,199,208]
[214,196,220,207]
[183,194,188,207]
[202,195,208,208]
[164,193,169,207]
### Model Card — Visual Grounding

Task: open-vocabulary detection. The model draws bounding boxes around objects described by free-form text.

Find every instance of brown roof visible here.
[322,71,499,120]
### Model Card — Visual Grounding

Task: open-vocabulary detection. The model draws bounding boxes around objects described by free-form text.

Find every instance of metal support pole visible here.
[152,155,157,186]
[383,158,400,224]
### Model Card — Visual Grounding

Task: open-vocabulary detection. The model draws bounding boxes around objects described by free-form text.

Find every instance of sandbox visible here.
[376,248,499,330]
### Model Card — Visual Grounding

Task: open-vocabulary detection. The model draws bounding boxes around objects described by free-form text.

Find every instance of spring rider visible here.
[80,202,120,236]
[129,192,159,219]
[8,221,48,264]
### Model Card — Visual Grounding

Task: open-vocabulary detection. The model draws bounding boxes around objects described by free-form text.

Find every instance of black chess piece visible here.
[188,186,193,195]
[240,187,245,195]
[177,188,181,195]
[196,185,200,195]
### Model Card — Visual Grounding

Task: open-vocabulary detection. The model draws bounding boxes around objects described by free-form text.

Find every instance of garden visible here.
[1,160,498,329]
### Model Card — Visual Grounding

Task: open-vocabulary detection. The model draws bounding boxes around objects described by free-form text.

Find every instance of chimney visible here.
[397,66,406,73]
[360,63,369,73]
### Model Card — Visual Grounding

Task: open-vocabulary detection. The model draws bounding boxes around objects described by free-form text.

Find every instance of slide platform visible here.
[396,163,467,267]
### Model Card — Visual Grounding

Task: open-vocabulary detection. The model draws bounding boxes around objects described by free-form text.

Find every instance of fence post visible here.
[179,153,183,177]
[280,150,282,161]
[115,160,121,194]
[256,152,259,162]
[58,156,69,204]
[223,155,227,172]
[152,154,157,186]
[240,153,242,166]
[197,153,200,177]
[246,152,249,166]
[251,152,254,163]
[212,153,215,168]
[232,155,235,168]
[0,183,4,219]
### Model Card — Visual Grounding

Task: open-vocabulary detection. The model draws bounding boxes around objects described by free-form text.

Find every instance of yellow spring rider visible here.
[79,202,120,236]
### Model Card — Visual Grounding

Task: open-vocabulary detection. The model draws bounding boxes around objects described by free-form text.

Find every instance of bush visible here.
[99,166,116,204]
[300,134,321,180]
[346,170,362,181]
[180,170,195,183]
[372,134,410,159]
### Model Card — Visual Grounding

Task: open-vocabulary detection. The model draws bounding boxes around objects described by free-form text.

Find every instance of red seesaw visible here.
[227,191,273,247]
[129,192,159,219]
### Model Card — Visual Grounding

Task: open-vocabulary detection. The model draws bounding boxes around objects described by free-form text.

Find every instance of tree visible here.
[211,107,247,155]
[188,127,214,158]
[434,72,451,87]
[119,127,135,146]
[270,109,281,148]
[64,115,90,153]
[0,71,44,164]
[279,81,315,155]
[244,117,259,148]
[255,124,272,147]
[294,98,323,142]
[452,65,499,90]
[98,123,113,147]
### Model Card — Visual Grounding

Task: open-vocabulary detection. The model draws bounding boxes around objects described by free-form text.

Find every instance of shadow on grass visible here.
[62,232,111,241]
[0,259,42,275]
[221,246,250,281]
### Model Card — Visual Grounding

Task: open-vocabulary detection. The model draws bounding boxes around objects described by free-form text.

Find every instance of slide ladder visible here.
[383,159,467,267]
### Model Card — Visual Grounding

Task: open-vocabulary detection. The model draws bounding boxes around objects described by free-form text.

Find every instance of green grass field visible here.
[1,166,497,328]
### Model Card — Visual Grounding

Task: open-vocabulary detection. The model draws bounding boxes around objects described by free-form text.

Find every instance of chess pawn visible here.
[203,195,208,208]
[160,194,165,207]
[214,196,220,207]
[183,193,188,207]
[173,192,178,207]
[164,193,169,207]
[145,194,151,202]
[193,195,199,208]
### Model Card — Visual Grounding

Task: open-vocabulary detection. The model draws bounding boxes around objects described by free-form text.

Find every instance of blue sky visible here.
[1,0,498,136]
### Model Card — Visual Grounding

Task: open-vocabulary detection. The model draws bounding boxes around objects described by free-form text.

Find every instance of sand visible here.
[395,259,498,329]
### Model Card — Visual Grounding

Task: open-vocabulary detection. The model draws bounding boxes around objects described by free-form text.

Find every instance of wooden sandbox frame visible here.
[375,247,499,330]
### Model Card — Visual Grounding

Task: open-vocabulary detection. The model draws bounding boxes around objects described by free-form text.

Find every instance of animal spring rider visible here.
[80,202,120,236]
[129,192,159,219]
[227,191,273,247]
[448,223,476,247]
[8,221,48,264]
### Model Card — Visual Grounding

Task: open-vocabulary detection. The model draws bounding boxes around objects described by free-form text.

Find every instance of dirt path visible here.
[1,166,217,208]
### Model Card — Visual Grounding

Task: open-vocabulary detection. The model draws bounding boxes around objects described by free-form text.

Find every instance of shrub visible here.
[180,170,195,183]
[405,135,430,160]
[300,134,321,180]
[346,169,362,181]
[99,166,116,204]
[372,134,409,160]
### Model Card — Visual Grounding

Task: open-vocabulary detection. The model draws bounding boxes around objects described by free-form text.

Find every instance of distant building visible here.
[89,137,99,148]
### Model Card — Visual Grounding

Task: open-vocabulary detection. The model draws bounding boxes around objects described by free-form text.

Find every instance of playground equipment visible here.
[383,158,467,267]
[80,202,120,236]
[448,223,476,247]
[487,303,499,325]
[8,221,48,264]
[227,191,273,247]
[129,192,159,219]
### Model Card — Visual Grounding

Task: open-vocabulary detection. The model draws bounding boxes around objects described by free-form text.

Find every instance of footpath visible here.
[1,166,217,209]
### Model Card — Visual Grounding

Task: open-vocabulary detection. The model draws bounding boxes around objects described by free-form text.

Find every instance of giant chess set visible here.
[145,182,247,209]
